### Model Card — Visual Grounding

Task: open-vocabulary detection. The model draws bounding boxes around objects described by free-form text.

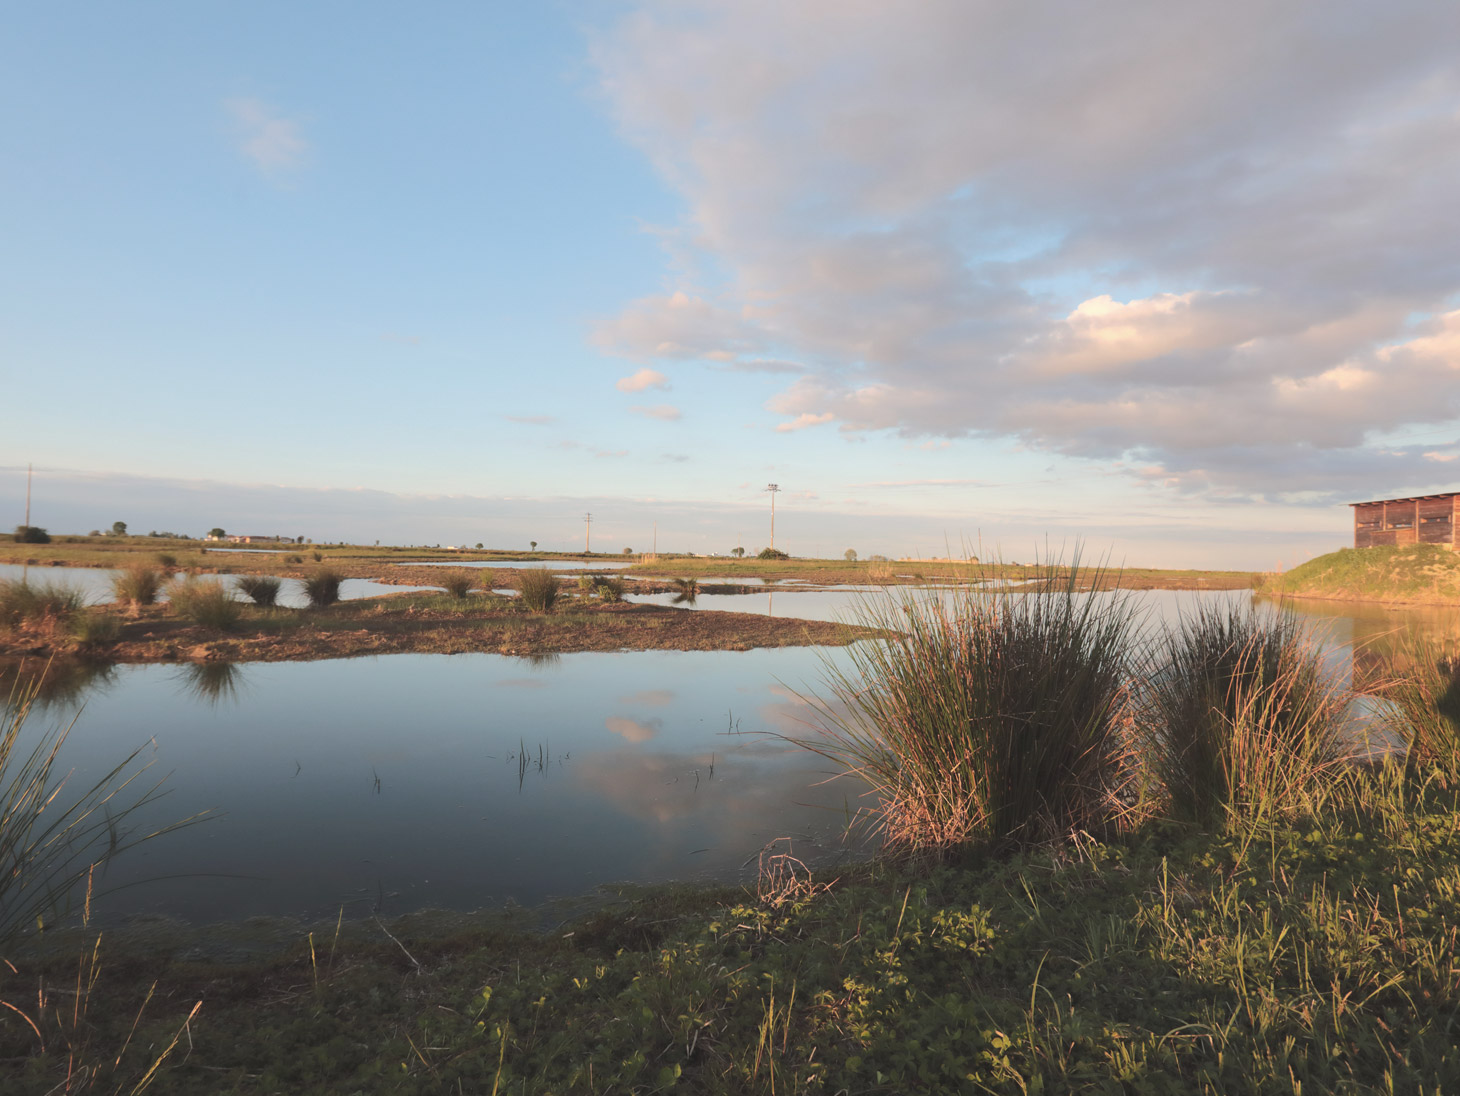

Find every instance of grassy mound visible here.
[1268,544,1460,604]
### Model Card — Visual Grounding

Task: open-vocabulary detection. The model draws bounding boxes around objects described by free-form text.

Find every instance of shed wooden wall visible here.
[1354,496,1457,548]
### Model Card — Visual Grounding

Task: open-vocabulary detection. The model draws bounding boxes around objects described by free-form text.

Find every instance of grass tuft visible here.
[671,577,699,605]
[801,555,1140,854]
[0,581,86,637]
[111,564,164,609]
[166,576,242,629]
[235,574,282,607]
[596,575,626,603]
[1382,632,1460,779]
[68,610,121,650]
[1143,602,1345,824]
[301,568,344,608]
[439,570,477,600]
[517,568,560,613]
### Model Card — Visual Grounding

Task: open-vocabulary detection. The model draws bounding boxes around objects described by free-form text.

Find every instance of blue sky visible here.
[4,2,1459,567]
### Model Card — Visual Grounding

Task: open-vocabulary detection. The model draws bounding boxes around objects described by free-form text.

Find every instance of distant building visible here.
[226,534,283,544]
[1351,492,1459,549]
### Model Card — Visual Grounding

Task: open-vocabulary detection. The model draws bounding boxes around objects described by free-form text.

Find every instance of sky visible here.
[3,1,1458,568]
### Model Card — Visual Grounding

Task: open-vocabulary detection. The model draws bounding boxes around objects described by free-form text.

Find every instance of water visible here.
[4,584,1454,932]
[0,563,440,608]
[394,559,631,571]
[6,649,863,928]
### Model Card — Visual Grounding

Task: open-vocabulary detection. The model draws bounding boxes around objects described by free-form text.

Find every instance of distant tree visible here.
[731,547,745,558]
[758,547,789,560]
[530,540,538,551]
[622,547,633,555]
[208,527,226,539]
[13,525,50,544]
[88,529,101,537]
[297,535,305,544]
[475,542,483,549]
[111,521,127,536]
[844,548,857,562]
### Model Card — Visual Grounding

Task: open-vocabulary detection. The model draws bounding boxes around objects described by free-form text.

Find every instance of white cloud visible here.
[630,403,683,421]
[616,367,670,392]
[592,2,1460,499]
[774,411,834,433]
[226,97,307,174]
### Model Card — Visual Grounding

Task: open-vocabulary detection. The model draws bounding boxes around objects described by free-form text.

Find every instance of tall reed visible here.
[518,568,560,613]
[0,678,199,947]
[1381,632,1460,778]
[801,557,1140,854]
[1143,602,1344,824]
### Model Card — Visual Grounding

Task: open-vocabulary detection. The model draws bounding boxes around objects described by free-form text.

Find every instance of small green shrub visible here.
[166,577,241,629]
[310,550,324,563]
[758,547,789,560]
[12,525,50,544]
[517,568,559,613]
[0,580,85,636]
[440,570,476,599]
[597,576,627,603]
[576,575,595,602]
[235,575,282,607]
[112,564,164,609]
[285,553,304,564]
[301,568,344,608]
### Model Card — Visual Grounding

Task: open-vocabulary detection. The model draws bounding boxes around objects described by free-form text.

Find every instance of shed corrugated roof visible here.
[1349,492,1460,507]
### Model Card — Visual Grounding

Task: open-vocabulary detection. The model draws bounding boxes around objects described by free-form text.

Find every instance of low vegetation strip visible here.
[0,594,869,663]
[1268,544,1460,605]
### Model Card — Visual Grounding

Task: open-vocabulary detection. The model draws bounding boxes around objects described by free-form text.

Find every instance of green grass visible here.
[1381,631,1460,777]
[300,568,344,608]
[1269,544,1460,603]
[165,576,242,629]
[517,568,560,613]
[67,609,120,651]
[234,575,282,607]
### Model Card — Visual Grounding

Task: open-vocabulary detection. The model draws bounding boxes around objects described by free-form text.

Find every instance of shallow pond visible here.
[8,648,863,928]
[395,559,631,571]
[4,586,1453,934]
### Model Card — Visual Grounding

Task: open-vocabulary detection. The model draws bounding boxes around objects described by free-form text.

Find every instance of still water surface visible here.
[6,586,1458,931]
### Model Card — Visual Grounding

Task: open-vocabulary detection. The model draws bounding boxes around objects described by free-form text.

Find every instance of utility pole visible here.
[765,483,780,551]
[585,512,592,553]
[24,463,32,528]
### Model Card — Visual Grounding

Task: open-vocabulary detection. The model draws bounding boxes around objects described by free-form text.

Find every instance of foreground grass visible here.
[3,763,1457,1093]
[1269,544,1460,605]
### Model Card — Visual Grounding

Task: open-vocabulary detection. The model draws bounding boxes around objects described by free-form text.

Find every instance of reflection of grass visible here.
[0,659,116,712]
[174,661,244,706]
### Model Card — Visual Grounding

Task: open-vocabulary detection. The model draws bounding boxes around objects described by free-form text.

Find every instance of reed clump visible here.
[517,568,560,613]
[804,558,1140,854]
[671,577,699,605]
[236,574,282,607]
[166,576,242,630]
[439,570,477,600]
[111,564,164,610]
[1143,602,1344,824]
[301,569,344,608]
[596,575,627,603]
[0,580,86,638]
[68,609,121,651]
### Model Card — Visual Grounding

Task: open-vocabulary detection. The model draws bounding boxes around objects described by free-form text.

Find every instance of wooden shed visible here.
[1351,492,1459,549]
